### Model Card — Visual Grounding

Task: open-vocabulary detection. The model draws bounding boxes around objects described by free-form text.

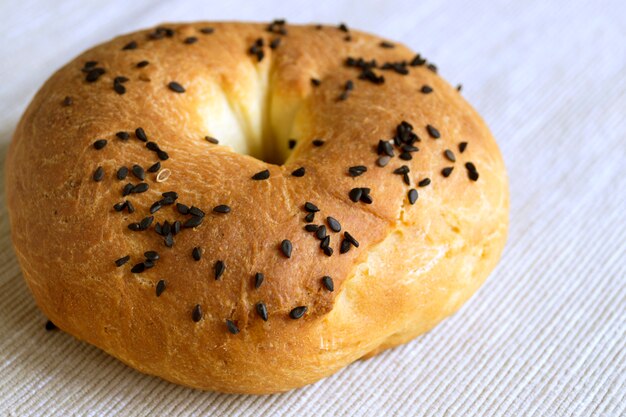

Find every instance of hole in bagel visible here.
[197,67,301,165]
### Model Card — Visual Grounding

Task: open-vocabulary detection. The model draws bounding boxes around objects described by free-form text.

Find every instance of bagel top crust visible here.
[6,21,509,393]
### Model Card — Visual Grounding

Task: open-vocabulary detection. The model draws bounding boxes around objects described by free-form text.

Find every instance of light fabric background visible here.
[0,0,624,415]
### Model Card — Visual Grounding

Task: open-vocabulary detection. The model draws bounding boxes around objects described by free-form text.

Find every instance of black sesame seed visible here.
[399,152,413,161]
[176,203,189,214]
[140,216,154,229]
[457,84,463,92]
[62,96,73,106]
[340,239,351,254]
[184,36,198,44]
[116,131,130,140]
[304,224,319,232]
[418,178,431,187]
[213,204,231,214]
[360,189,373,204]
[344,231,359,247]
[147,162,161,173]
[84,61,98,69]
[122,183,133,196]
[312,139,325,147]
[426,125,440,139]
[466,166,479,181]
[168,81,185,93]
[162,191,178,200]
[465,162,477,172]
[394,165,410,175]
[122,40,138,50]
[444,149,456,162]
[122,220,138,233]
[184,216,203,228]
[316,225,327,240]
[269,38,281,49]
[288,139,297,149]
[304,202,320,213]
[192,247,202,261]
[322,276,334,291]
[45,320,57,331]
[172,221,181,235]
[442,167,454,177]
[144,251,159,261]
[349,188,363,202]
[132,164,145,180]
[150,201,162,214]
[327,217,341,232]
[85,68,105,82]
[146,141,159,151]
[164,233,174,247]
[338,23,349,32]
[93,139,107,150]
[281,239,292,258]
[113,201,126,212]
[205,136,219,144]
[252,169,270,180]
[256,302,268,321]
[459,142,468,153]
[192,304,203,322]
[289,306,307,319]
[378,140,394,157]
[408,189,418,205]
[156,280,166,297]
[377,156,391,167]
[126,200,135,213]
[410,54,426,66]
[226,319,239,334]
[254,272,264,289]
[402,144,419,152]
[320,235,330,249]
[156,150,169,161]
[403,173,411,185]
[323,246,334,257]
[113,82,126,95]
[135,127,148,142]
[136,60,149,68]
[380,41,394,48]
[214,260,225,280]
[304,212,315,223]
[199,27,214,34]
[348,165,367,177]
[189,206,204,217]
[93,166,104,182]
[131,263,145,273]
[427,63,438,73]
[132,182,149,193]
[115,76,129,84]
[311,78,321,87]
[292,167,306,177]
[115,255,130,267]
[421,85,433,94]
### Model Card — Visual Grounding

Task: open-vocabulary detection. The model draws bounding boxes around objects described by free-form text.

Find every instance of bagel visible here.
[5,21,509,394]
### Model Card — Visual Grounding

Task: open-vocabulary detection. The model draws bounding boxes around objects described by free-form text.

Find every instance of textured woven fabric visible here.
[1,0,624,415]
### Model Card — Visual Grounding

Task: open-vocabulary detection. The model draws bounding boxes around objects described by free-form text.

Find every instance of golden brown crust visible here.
[5,21,508,393]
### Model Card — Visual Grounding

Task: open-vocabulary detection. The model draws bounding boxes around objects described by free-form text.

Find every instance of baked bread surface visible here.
[5,22,509,393]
